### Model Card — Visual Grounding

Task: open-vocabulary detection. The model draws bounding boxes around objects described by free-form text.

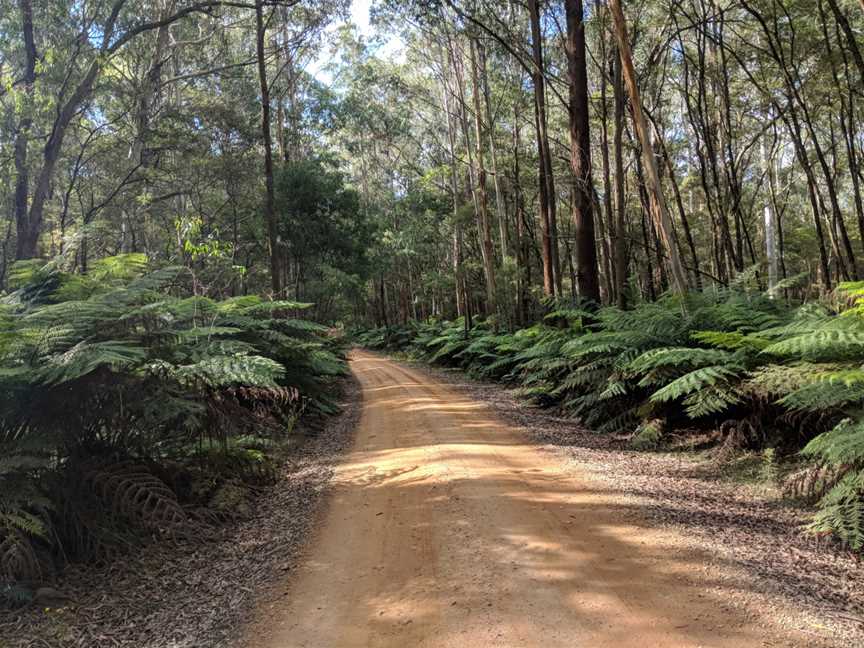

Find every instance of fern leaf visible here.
[650,365,742,407]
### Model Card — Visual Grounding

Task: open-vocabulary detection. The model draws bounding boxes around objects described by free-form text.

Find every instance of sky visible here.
[308,0,404,85]
[351,0,373,35]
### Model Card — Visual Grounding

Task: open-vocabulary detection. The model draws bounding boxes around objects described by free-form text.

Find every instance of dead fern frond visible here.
[0,530,41,583]
[84,463,188,535]
[784,463,851,501]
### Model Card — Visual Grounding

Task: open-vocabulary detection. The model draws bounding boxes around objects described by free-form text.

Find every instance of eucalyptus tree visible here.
[0,0,349,299]
[5,0,864,322]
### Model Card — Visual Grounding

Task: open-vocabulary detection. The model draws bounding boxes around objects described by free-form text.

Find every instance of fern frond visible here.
[763,329,864,361]
[808,471,864,550]
[628,347,736,374]
[649,364,741,401]
[691,330,770,352]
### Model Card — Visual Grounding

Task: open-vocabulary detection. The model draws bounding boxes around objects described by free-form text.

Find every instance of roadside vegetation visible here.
[0,254,345,606]
[355,278,864,553]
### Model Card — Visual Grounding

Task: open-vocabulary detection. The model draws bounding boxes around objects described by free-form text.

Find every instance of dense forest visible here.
[2,0,864,641]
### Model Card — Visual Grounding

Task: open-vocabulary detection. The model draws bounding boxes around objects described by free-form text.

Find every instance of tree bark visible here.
[513,96,530,326]
[441,44,466,319]
[478,40,509,265]
[608,0,688,295]
[470,37,498,316]
[528,0,558,297]
[255,0,282,295]
[825,0,864,87]
[14,0,37,259]
[761,134,779,296]
[564,0,600,304]
[646,111,701,288]
[612,49,628,308]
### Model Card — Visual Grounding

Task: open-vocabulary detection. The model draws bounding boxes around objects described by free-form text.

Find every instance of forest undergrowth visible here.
[355,279,864,554]
[0,254,346,607]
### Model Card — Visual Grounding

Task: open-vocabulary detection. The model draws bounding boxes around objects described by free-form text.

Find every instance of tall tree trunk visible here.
[778,106,834,287]
[127,0,176,264]
[470,37,498,317]
[528,0,558,297]
[761,134,779,296]
[513,97,530,326]
[613,49,628,308]
[826,0,864,85]
[766,126,789,289]
[647,112,701,287]
[676,24,736,282]
[131,0,176,167]
[565,0,600,304]
[712,4,746,273]
[448,35,479,331]
[727,20,833,287]
[442,45,466,319]
[609,0,688,295]
[831,12,864,257]
[14,0,37,259]
[276,100,286,162]
[819,0,864,274]
[451,35,485,316]
[478,40,509,264]
[255,0,282,296]
[743,0,855,281]
[600,35,617,303]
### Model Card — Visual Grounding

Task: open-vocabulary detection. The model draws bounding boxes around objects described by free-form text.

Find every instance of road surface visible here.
[248,350,809,647]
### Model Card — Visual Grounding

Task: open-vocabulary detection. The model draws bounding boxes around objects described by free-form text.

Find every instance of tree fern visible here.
[807,471,864,551]
[777,371,864,412]
[691,330,770,352]
[628,347,738,375]
[763,329,864,361]
[0,256,346,593]
[649,365,743,417]
[804,418,864,466]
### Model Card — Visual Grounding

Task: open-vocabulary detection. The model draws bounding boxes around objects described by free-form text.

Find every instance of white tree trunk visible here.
[762,136,779,296]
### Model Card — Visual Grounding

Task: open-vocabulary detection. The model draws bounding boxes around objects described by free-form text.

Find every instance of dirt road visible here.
[248,351,815,647]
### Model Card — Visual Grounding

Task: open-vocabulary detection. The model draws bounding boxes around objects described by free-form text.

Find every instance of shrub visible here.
[0,256,344,603]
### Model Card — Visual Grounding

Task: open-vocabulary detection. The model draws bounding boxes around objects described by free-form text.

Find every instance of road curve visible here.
[248,350,809,648]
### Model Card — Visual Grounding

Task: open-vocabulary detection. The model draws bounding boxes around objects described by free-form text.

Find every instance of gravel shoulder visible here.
[410,359,864,645]
[0,374,363,648]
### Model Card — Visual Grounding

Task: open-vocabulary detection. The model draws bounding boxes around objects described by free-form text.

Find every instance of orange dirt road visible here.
[249,350,814,647]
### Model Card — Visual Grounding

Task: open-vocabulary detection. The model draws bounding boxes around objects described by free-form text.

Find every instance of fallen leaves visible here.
[0,377,363,648]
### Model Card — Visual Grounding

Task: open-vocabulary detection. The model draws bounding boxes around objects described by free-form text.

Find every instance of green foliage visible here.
[0,256,345,603]
[355,284,864,551]
[808,472,864,551]
[274,157,374,322]
[650,366,743,417]
[763,329,864,361]
[799,417,864,550]
[631,419,665,450]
